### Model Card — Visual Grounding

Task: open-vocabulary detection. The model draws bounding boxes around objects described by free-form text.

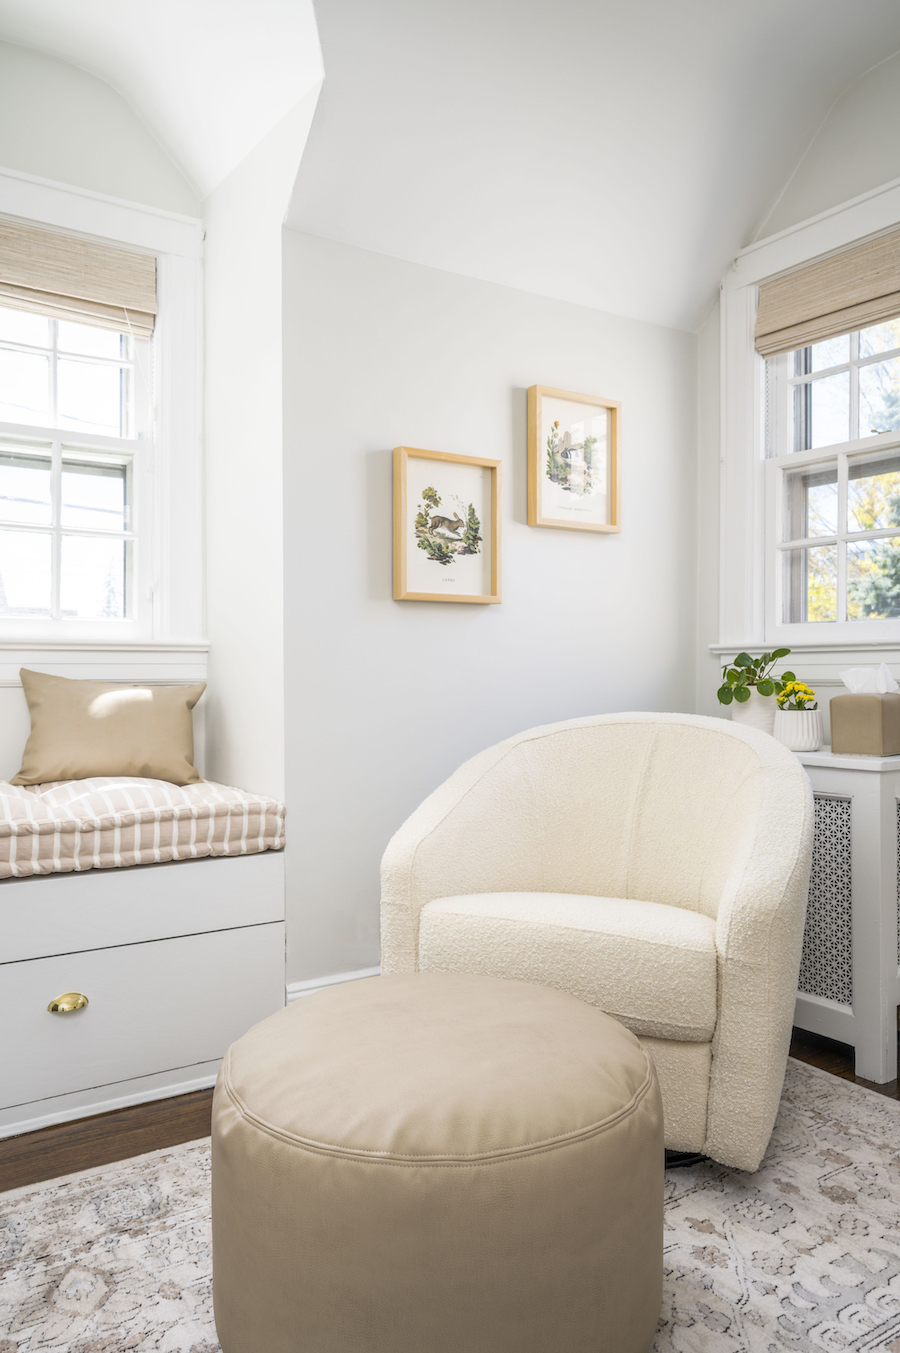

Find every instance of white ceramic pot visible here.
[730,687,777,736]
[773,708,824,752]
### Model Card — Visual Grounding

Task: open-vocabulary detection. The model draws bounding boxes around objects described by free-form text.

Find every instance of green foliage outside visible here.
[845,475,900,619]
[803,322,900,620]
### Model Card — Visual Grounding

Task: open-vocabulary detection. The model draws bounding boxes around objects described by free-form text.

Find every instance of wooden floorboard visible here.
[2,1027,896,1194]
[789,1027,900,1100]
[0,1088,213,1194]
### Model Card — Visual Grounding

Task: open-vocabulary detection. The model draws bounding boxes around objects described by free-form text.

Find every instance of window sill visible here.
[709,639,900,691]
[0,639,208,651]
[0,639,208,686]
[710,639,900,655]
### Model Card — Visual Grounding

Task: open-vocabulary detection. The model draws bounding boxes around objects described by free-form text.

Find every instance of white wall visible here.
[758,51,900,239]
[203,91,320,799]
[282,232,698,983]
[0,40,199,215]
[696,300,723,718]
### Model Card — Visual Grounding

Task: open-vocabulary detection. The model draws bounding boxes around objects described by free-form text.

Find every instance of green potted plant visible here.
[773,681,823,752]
[717,649,794,736]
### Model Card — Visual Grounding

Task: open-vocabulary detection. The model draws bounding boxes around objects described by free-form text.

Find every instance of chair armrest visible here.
[380,736,543,972]
[705,766,814,1170]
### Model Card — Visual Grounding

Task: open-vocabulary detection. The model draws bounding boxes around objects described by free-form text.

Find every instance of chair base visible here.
[665,1149,708,1169]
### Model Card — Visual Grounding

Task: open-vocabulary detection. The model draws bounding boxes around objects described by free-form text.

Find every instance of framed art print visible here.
[393,446,501,603]
[527,385,620,533]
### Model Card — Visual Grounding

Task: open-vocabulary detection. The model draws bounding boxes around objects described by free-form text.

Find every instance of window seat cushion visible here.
[0,777,284,879]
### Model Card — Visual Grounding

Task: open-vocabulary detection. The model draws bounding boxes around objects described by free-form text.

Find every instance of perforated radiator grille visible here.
[798,794,852,1006]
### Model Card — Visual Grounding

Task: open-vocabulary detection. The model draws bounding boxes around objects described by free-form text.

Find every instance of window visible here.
[766,318,900,632]
[0,179,203,652]
[0,303,151,628]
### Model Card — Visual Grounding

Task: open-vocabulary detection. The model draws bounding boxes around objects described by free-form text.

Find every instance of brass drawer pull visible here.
[48,992,89,1014]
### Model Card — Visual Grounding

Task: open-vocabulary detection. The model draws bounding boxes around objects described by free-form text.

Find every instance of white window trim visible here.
[0,165,204,652]
[718,170,900,671]
[764,432,900,645]
[0,424,150,641]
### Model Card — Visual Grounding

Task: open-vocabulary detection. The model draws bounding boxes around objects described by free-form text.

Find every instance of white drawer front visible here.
[2,922,284,1109]
[0,849,285,962]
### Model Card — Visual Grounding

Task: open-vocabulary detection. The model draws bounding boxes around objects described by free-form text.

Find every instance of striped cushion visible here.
[0,777,284,878]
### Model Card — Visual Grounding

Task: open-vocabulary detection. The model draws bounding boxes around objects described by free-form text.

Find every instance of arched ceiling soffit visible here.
[0,0,324,199]
[289,0,900,332]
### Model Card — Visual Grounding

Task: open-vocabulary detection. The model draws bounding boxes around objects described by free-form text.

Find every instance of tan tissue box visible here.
[830,693,900,755]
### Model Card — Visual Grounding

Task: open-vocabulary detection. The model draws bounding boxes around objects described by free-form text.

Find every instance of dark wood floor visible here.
[789,1026,900,1099]
[1,1028,896,1194]
[0,1087,213,1193]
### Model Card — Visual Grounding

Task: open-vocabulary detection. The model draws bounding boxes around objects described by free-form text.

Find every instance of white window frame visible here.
[0,429,149,635]
[766,332,900,454]
[765,431,900,646]
[0,320,151,637]
[0,166,203,648]
[719,172,900,666]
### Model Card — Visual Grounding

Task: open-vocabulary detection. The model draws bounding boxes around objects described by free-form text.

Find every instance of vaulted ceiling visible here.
[288,0,900,331]
[0,0,323,198]
[1,1,900,330]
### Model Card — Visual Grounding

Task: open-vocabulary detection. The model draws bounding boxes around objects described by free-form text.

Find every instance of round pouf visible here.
[212,971,663,1353]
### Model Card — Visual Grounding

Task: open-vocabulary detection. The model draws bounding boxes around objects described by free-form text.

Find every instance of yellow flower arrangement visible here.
[776,681,817,711]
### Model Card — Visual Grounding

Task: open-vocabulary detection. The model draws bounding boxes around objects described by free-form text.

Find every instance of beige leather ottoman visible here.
[212,970,663,1353]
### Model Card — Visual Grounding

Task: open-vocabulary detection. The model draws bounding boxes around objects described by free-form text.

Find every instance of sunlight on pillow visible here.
[88,688,154,719]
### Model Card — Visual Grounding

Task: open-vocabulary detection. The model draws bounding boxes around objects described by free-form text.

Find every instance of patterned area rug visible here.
[1,1059,899,1351]
[659,1061,900,1352]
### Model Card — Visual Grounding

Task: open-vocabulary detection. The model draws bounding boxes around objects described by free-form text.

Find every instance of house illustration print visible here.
[545,419,601,497]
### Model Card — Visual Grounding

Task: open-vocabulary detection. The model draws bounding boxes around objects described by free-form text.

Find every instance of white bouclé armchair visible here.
[380,713,814,1171]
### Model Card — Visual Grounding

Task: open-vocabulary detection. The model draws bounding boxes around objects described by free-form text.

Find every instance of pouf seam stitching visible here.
[220,1050,656,1165]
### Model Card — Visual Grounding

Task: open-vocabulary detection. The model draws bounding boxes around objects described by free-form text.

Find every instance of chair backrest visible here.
[465,713,802,920]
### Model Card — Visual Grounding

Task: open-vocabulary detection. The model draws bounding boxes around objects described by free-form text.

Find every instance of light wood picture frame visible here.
[393,446,501,603]
[527,385,620,533]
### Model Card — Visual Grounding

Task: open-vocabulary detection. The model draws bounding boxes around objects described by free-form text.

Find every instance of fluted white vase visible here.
[730,687,777,736]
[774,708,824,753]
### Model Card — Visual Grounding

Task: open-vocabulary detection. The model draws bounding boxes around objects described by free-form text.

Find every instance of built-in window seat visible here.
[0,777,284,878]
[1,778,286,1142]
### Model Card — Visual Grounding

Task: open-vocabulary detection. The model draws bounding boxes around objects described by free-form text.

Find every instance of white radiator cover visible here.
[798,794,852,1007]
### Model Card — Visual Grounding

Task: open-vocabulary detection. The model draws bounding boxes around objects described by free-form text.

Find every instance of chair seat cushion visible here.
[418,892,717,1041]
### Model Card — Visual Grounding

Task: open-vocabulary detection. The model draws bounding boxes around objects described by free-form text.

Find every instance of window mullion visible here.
[837,452,848,623]
[849,331,859,442]
[767,354,789,457]
[50,439,61,620]
[49,320,58,427]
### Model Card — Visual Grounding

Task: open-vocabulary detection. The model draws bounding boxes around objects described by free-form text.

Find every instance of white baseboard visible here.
[0,1060,221,1140]
[286,966,381,1002]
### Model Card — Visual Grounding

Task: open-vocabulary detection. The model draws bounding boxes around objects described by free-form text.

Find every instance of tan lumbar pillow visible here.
[12,668,206,786]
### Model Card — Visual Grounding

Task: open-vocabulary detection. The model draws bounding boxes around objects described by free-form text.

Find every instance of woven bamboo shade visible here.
[755,229,900,357]
[0,219,157,339]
